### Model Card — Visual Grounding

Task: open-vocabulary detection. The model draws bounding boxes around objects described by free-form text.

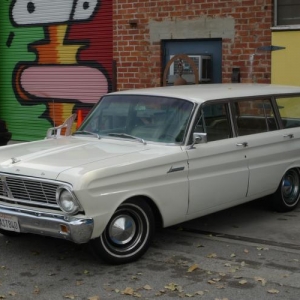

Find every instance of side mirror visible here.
[189,132,207,149]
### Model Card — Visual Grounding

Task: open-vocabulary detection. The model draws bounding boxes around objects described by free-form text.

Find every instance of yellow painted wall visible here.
[272,31,300,86]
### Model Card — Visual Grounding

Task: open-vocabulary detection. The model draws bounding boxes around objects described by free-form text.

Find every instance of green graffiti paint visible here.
[0,1,50,140]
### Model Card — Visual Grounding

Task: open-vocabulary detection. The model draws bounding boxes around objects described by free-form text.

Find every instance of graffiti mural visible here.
[1,0,112,139]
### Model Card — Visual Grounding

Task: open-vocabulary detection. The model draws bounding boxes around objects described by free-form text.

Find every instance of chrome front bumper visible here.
[0,205,94,244]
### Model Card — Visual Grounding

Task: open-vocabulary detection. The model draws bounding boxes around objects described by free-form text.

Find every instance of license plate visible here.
[0,214,20,232]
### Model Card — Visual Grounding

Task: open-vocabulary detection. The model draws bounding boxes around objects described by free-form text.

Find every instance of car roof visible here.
[109,83,300,104]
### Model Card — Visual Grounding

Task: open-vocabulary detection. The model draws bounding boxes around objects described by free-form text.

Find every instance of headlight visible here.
[56,186,81,215]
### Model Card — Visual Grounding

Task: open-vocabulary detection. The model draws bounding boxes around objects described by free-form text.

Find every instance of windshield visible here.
[78,95,194,143]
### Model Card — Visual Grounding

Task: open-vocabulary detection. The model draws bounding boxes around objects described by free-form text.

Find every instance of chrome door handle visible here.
[236,142,248,147]
[283,134,294,139]
[167,166,185,173]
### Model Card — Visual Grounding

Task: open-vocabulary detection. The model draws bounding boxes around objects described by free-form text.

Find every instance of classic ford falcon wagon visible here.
[1,83,300,264]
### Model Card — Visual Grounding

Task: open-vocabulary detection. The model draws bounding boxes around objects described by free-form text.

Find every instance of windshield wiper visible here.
[108,133,146,145]
[73,130,101,139]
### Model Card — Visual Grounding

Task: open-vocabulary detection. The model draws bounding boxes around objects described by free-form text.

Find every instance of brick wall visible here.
[113,0,272,90]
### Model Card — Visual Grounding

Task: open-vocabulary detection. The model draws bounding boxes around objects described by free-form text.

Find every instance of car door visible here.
[186,102,249,216]
[240,96,300,198]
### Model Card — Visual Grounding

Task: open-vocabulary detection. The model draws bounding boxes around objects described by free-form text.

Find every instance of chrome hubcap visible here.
[282,170,300,205]
[108,215,136,245]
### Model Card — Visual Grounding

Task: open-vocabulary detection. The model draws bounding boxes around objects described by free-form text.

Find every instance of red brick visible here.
[114,0,272,89]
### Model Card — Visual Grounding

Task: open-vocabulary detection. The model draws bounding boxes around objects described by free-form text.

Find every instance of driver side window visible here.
[193,103,232,142]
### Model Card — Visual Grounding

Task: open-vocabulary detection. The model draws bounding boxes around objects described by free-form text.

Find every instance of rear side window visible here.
[276,96,300,129]
[233,99,277,136]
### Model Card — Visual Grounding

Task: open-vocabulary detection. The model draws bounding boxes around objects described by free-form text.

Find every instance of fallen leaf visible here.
[143,285,152,290]
[133,292,141,297]
[8,292,17,296]
[76,281,84,286]
[122,287,134,295]
[87,297,100,300]
[267,289,279,294]
[195,291,204,295]
[187,264,199,273]
[230,253,236,258]
[216,284,226,289]
[33,286,40,295]
[244,249,249,253]
[254,276,267,286]
[185,294,193,297]
[239,280,247,285]
[64,295,76,299]
[257,247,269,251]
[164,283,183,292]
[0,296,5,299]
[207,253,217,258]
[240,261,246,267]
[83,270,89,275]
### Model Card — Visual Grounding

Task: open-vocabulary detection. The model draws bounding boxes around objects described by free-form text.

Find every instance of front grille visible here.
[0,174,61,209]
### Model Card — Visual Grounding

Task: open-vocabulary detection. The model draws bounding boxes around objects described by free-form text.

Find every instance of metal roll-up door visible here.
[0,1,113,141]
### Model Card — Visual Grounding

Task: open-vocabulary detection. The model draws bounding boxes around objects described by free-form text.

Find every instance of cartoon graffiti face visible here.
[10,0,110,127]
[11,0,99,25]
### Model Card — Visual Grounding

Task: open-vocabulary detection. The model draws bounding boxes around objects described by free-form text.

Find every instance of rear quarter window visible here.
[276,96,300,128]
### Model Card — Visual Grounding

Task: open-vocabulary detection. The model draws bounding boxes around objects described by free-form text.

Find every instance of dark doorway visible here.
[162,39,222,85]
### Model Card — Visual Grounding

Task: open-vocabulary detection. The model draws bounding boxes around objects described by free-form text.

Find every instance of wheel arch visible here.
[123,195,164,230]
[279,164,300,186]
[271,166,300,212]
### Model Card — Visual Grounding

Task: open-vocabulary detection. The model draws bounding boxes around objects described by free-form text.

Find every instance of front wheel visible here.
[90,199,155,264]
[272,168,300,212]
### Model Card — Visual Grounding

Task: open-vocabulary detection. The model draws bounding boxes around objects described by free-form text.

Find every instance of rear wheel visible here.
[272,168,300,212]
[90,199,155,264]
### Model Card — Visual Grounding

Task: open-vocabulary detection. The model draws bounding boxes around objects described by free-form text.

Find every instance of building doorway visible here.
[162,39,222,85]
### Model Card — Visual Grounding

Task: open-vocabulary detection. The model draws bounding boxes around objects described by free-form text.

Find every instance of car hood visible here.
[0,137,151,180]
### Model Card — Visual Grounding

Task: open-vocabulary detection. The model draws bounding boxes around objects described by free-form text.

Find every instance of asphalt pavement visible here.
[0,199,300,299]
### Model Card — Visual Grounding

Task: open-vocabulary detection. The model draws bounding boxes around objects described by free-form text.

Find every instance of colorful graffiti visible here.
[1,0,112,139]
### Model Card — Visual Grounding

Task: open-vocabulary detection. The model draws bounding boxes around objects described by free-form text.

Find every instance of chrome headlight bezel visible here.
[56,186,82,215]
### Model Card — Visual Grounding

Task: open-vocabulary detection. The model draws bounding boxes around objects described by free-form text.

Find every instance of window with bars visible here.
[275,0,300,26]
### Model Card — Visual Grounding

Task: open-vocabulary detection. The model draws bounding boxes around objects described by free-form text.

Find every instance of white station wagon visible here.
[1,83,300,264]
